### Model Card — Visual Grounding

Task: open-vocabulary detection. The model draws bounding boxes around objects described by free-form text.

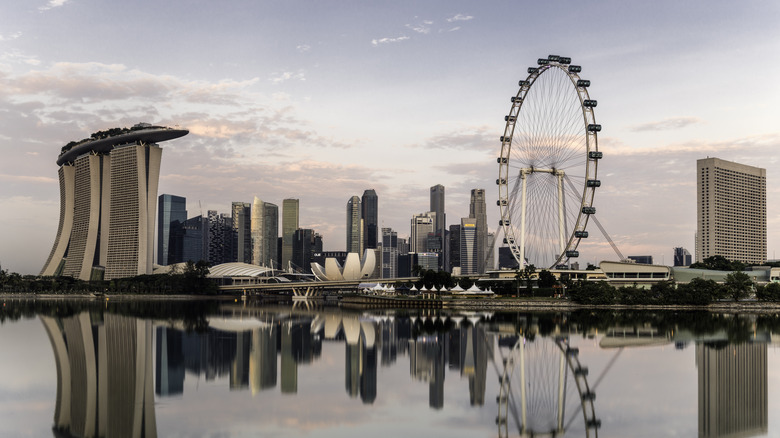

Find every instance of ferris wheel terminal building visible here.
[40,124,188,281]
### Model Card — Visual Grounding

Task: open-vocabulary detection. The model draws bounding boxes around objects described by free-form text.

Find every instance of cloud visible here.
[269,70,306,84]
[0,49,41,66]
[630,117,703,132]
[38,0,69,12]
[296,44,311,53]
[371,36,410,47]
[413,125,495,152]
[446,14,474,22]
[406,20,433,34]
[0,32,22,42]
[0,174,56,183]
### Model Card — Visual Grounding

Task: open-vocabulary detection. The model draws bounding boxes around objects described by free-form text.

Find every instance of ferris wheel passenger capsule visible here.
[537,58,550,65]
[584,99,597,107]
[588,151,603,159]
[587,124,602,132]
[528,67,538,74]
[577,79,590,87]
[568,65,582,73]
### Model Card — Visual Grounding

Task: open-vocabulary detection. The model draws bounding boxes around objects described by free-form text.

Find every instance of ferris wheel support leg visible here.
[520,336,527,433]
[557,347,566,433]
[557,171,565,258]
[520,171,527,266]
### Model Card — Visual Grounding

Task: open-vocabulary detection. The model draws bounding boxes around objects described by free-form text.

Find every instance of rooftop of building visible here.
[56,123,188,166]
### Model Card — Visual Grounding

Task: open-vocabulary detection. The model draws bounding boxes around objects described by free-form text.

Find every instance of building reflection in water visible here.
[40,313,157,438]
[40,307,536,437]
[697,342,768,438]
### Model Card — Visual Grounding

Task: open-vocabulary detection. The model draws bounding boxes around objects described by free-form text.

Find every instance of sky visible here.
[0,0,779,274]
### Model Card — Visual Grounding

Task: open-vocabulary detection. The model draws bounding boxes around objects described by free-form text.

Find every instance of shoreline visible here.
[3,293,780,313]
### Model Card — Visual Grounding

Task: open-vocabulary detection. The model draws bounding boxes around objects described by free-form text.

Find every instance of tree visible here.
[690,255,745,272]
[516,264,536,295]
[724,271,753,301]
[537,269,557,288]
[757,282,780,301]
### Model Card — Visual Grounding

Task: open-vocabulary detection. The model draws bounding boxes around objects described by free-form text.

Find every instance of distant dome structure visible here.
[310,250,376,281]
[207,262,274,278]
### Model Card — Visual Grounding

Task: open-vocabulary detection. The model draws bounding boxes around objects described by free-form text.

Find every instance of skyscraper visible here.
[251,197,279,268]
[362,189,378,250]
[674,247,692,267]
[411,213,434,253]
[41,124,188,280]
[460,218,478,275]
[182,215,208,263]
[232,202,252,263]
[292,228,321,274]
[430,185,446,271]
[449,224,461,272]
[469,189,488,274]
[430,185,446,235]
[696,158,766,264]
[281,199,300,271]
[347,196,363,254]
[381,227,398,278]
[208,210,234,265]
[158,194,187,266]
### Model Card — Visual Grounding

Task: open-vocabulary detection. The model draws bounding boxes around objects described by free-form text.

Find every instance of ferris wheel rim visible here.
[497,56,600,269]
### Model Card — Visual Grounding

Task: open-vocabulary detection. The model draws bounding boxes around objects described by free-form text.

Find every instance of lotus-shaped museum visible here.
[310,250,376,281]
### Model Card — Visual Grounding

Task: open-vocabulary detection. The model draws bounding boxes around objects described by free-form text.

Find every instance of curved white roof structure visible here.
[208,262,274,278]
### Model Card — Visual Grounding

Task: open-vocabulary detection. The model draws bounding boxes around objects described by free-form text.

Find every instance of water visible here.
[1,298,778,437]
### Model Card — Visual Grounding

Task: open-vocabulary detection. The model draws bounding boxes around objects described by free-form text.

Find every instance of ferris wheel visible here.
[497,55,602,269]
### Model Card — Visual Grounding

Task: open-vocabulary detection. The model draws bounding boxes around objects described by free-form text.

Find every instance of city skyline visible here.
[1,1,780,273]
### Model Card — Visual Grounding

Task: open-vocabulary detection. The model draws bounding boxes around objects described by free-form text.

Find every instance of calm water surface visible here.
[1,298,779,438]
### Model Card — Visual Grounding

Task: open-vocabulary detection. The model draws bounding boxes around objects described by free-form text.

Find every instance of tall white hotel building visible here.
[40,124,188,281]
[696,157,766,265]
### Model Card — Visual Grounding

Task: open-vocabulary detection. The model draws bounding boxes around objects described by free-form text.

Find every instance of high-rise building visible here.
[182,215,208,263]
[696,158,766,264]
[411,213,434,253]
[628,255,653,265]
[41,124,188,280]
[449,224,461,272]
[158,194,187,266]
[281,199,300,271]
[381,227,398,279]
[460,218,478,275]
[292,228,321,274]
[469,189,488,274]
[674,247,692,267]
[430,185,446,270]
[362,189,378,250]
[347,196,363,254]
[208,210,234,265]
[486,232,495,271]
[251,197,279,268]
[232,202,252,263]
[430,185,446,236]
